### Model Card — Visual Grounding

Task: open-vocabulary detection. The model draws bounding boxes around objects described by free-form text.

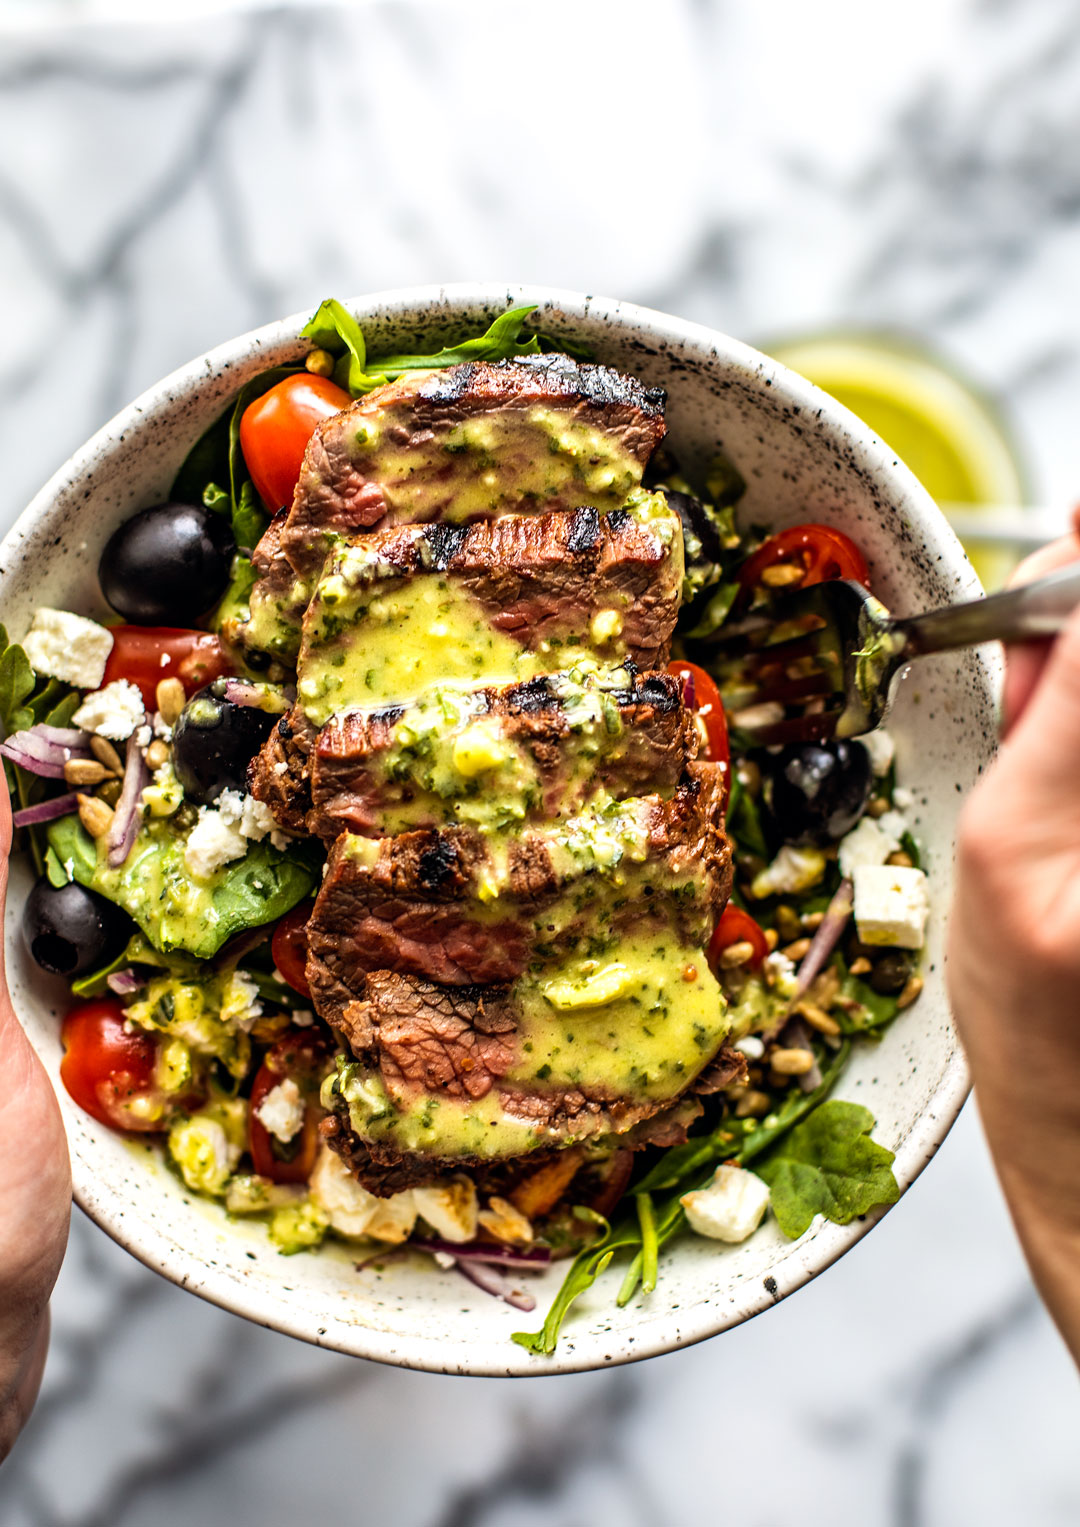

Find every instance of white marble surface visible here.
[0,1,1078,1520]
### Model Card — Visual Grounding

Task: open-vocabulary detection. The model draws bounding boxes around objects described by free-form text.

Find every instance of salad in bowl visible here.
[1,289,990,1371]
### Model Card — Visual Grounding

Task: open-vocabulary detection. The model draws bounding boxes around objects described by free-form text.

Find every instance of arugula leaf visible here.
[0,637,36,735]
[755,1099,899,1239]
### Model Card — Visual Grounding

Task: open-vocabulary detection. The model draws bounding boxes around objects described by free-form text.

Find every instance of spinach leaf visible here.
[302,300,544,397]
[301,298,370,393]
[837,967,900,1032]
[70,933,200,1000]
[44,844,69,889]
[371,306,542,376]
[46,815,321,959]
[755,1099,899,1239]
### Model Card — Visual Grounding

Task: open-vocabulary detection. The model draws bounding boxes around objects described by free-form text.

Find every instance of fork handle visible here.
[896,562,1080,657]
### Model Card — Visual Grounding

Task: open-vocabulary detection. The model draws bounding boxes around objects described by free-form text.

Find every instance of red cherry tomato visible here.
[668,660,730,774]
[102,626,233,707]
[60,999,168,1133]
[248,1030,328,1183]
[707,904,770,974]
[271,902,314,999]
[737,523,870,601]
[240,374,353,513]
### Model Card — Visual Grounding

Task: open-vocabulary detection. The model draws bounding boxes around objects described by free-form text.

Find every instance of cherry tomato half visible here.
[240,374,353,513]
[707,904,770,973]
[271,902,314,1000]
[60,999,168,1133]
[668,660,730,774]
[737,523,870,600]
[248,1030,329,1183]
[102,626,233,708]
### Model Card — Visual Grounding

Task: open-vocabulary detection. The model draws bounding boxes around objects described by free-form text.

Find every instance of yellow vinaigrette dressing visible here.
[336,933,728,1163]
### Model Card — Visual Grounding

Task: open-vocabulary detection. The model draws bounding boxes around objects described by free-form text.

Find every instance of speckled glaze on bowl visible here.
[0,286,997,1376]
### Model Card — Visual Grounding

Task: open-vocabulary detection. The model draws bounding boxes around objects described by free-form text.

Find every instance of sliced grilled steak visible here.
[273,354,666,578]
[296,496,683,724]
[305,762,730,1000]
[250,672,695,840]
[316,966,726,1195]
[247,706,319,835]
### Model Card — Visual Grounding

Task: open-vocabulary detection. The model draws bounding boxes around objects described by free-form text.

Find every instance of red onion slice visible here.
[789,877,854,1005]
[455,1259,537,1312]
[106,969,144,995]
[0,742,68,779]
[105,734,149,868]
[410,1237,550,1268]
[223,678,264,707]
[32,724,90,748]
[12,792,80,828]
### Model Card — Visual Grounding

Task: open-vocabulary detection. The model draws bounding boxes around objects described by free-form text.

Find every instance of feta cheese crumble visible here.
[254,1078,304,1144]
[681,1165,771,1243]
[852,864,930,949]
[309,1148,417,1242]
[183,805,247,879]
[751,843,826,900]
[72,679,146,740]
[412,1177,479,1243]
[23,608,114,690]
[839,813,900,877]
[216,788,291,852]
[858,728,895,778]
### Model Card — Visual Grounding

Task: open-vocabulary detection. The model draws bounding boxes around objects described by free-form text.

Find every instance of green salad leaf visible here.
[170,366,300,553]
[302,298,369,392]
[755,1099,899,1239]
[303,301,545,396]
[46,815,320,959]
[0,628,36,736]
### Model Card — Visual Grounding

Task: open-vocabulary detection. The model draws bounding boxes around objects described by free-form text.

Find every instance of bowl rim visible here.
[3,282,991,1375]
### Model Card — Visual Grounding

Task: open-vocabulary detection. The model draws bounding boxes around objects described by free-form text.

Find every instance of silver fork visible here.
[700,562,1080,745]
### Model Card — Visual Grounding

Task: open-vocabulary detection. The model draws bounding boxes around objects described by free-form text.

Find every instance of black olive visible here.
[658,487,724,568]
[767,739,873,845]
[868,950,914,995]
[99,502,235,625]
[23,878,131,977]
[171,680,278,804]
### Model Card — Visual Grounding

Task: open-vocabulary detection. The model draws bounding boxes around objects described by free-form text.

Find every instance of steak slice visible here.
[305,762,731,999]
[275,353,667,578]
[247,706,319,835]
[250,671,695,841]
[317,966,728,1196]
[296,495,683,724]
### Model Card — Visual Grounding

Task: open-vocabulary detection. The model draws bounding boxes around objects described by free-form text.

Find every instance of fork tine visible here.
[734,706,843,747]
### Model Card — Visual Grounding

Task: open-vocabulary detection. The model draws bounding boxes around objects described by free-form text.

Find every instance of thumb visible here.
[996,597,1080,812]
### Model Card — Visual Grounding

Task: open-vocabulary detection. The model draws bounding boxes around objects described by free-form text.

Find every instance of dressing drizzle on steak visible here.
[239,353,735,1202]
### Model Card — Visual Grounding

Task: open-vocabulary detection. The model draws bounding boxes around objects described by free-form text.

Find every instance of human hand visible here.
[0,784,71,1458]
[949,510,1080,1362]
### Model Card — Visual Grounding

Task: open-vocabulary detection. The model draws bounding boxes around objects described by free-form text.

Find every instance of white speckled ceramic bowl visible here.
[1,286,997,1375]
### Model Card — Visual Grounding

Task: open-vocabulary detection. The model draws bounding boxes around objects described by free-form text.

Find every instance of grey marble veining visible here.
[0,2,1078,1522]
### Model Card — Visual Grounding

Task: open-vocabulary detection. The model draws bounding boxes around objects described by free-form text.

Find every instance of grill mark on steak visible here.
[275,354,667,579]
[251,671,696,842]
[566,505,601,555]
[305,763,731,998]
